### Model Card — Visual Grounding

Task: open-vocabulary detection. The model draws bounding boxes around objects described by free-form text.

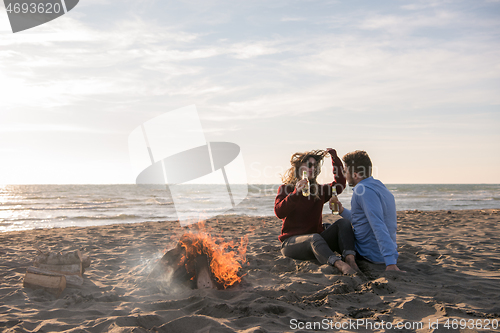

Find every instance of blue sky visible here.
[0,0,499,184]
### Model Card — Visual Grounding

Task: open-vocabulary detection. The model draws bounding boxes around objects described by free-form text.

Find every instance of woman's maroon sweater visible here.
[274,149,346,242]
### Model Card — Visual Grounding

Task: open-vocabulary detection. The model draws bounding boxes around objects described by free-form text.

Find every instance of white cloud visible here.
[0,11,292,110]
[195,28,500,122]
[280,17,307,22]
[359,11,456,33]
[401,0,444,10]
[229,41,280,59]
[0,122,112,133]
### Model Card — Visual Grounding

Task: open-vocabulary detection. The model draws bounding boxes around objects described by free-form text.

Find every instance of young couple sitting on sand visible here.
[274,149,402,275]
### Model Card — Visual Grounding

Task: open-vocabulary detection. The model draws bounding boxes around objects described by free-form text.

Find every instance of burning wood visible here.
[148,231,248,290]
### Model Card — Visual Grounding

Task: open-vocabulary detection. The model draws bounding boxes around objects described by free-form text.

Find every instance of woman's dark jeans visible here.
[281,218,356,265]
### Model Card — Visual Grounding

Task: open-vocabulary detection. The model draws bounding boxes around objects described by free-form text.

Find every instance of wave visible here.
[63,214,144,221]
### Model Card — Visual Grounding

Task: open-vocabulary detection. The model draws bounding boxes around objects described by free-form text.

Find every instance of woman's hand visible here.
[329,196,344,214]
[295,179,308,193]
[326,148,338,158]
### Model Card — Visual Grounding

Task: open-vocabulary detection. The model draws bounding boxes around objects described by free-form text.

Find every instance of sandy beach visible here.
[1,209,499,333]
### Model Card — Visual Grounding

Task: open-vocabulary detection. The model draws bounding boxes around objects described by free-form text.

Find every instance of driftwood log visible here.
[23,249,90,296]
[147,241,194,287]
[23,269,66,297]
[33,249,90,274]
[36,262,83,276]
[27,267,84,287]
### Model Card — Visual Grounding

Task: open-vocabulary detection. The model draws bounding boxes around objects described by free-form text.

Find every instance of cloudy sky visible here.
[0,0,499,185]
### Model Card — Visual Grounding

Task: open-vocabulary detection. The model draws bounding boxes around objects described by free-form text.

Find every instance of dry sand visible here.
[1,209,499,333]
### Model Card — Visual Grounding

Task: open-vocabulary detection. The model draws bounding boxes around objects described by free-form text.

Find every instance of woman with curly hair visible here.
[274,148,360,275]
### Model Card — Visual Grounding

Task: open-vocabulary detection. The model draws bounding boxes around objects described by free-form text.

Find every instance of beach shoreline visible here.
[1,209,499,332]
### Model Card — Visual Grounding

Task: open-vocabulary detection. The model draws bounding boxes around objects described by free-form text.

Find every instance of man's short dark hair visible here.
[343,150,372,179]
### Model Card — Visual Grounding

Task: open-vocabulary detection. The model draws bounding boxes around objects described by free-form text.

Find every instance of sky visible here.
[0,0,499,185]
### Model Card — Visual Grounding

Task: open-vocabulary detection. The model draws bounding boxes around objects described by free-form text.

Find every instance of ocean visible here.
[1,184,499,232]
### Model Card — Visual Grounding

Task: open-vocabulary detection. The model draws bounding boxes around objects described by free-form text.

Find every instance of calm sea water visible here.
[0,184,498,232]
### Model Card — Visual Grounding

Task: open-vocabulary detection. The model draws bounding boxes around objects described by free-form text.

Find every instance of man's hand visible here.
[386,264,405,272]
[329,196,344,214]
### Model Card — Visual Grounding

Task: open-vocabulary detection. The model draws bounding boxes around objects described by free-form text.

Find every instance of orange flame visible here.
[178,229,248,289]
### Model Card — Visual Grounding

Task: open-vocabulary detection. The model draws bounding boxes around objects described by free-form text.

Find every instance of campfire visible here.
[148,229,248,290]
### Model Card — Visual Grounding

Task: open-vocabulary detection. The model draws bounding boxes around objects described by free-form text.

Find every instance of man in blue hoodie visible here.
[331,150,403,271]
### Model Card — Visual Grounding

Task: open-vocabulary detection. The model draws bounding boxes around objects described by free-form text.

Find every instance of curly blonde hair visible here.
[281,149,328,200]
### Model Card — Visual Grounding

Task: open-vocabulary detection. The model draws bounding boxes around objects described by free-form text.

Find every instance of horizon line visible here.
[1,183,499,186]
